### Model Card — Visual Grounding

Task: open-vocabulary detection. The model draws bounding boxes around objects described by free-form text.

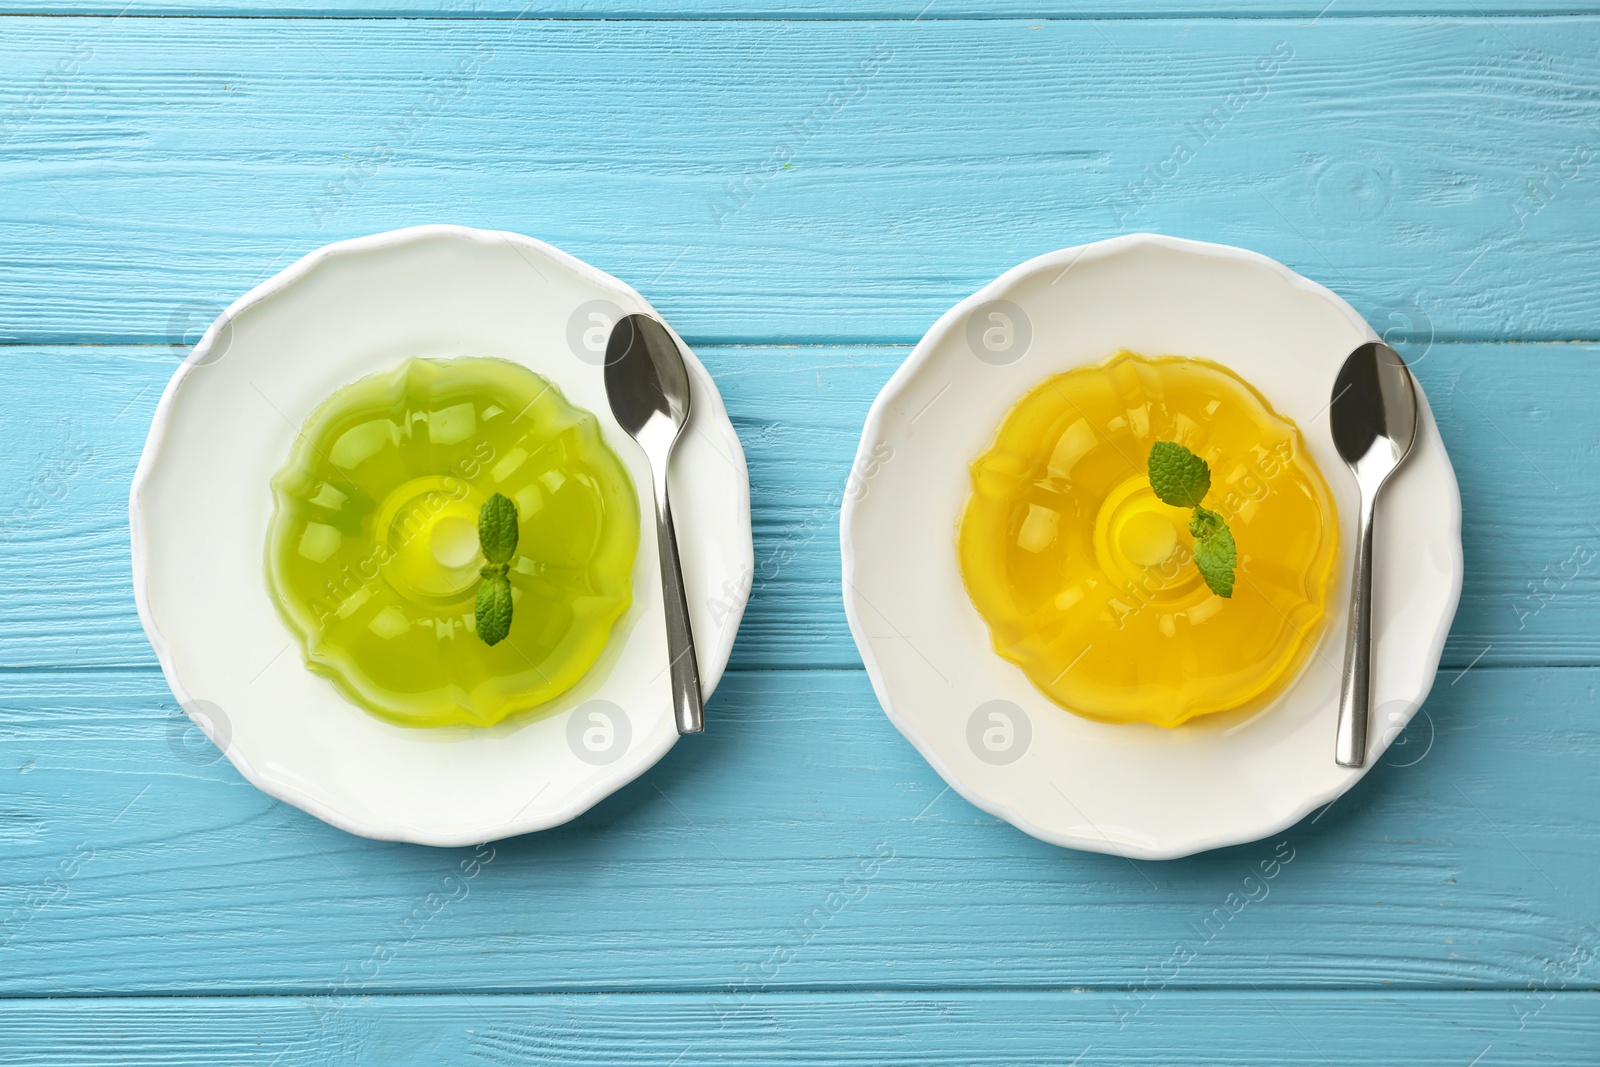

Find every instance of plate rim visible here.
[130,224,754,846]
[839,232,1464,860]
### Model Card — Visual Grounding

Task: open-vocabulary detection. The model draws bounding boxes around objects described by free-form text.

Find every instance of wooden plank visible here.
[7,1,1600,16]
[0,342,1594,671]
[1,17,1598,344]
[0,663,1594,995]
[1,991,1598,1065]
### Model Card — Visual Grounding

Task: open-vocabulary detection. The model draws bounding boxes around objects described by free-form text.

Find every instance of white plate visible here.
[132,225,752,846]
[841,234,1462,860]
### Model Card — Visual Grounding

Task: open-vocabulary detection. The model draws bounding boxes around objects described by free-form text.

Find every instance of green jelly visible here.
[266,357,639,727]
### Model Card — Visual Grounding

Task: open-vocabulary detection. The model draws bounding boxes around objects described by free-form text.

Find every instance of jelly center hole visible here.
[1118,510,1178,568]
[430,515,481,570]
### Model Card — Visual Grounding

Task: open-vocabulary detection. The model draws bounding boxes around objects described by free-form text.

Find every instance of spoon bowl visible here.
[605,315,692,450]
[1331,341,1419,481]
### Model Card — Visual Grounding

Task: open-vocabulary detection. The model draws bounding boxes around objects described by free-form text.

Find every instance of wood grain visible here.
[1,991,1598,1065]
[1,664,1595,995]
[11,1,1600,16]
[1,18,1598,344]
[0,342,1594,671]
[4,3,1599,1058]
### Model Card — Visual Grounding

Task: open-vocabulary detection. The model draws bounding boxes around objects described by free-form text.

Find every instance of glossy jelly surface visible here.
[958,352,1338,728]
[266,357,639,727]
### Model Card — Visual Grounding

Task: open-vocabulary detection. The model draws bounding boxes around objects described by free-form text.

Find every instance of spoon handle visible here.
[652,470,705,735]
[1335,491,1377,767]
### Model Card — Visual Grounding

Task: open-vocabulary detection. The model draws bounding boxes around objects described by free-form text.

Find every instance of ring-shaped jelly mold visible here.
[266,357,639,728]
[958,351,1339,728]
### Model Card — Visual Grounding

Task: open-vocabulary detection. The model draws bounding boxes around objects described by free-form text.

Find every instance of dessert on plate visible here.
[266,356,639,728]
[958,351,1338,728]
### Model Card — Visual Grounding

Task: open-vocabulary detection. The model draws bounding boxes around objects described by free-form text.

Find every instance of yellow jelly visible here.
[958,351,1338,727]
[266,356,639,728]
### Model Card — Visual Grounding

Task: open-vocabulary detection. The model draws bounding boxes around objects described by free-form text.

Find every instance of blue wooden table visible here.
[4,2,1600,1063]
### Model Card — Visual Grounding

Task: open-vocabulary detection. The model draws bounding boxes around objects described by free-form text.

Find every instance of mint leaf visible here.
[1189,506,1224,541]
[478,493,519,566]
[1192,522,1237,599]
[472,494,519,645]
[1148,441,1211,509]
[475,572,513,646]
[1147,443,1237,598]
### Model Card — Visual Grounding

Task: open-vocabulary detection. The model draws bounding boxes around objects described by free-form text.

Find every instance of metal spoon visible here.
[604,313,705,736]
[1329,340,1418,767]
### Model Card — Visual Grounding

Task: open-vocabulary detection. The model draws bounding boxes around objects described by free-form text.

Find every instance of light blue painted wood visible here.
[8,0,1600,15]
[3,4,1599,1063]
[0,665,1595,994]
[0,343,1594,671]
[2,992,1598,1065]
[1,18,1598,344]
